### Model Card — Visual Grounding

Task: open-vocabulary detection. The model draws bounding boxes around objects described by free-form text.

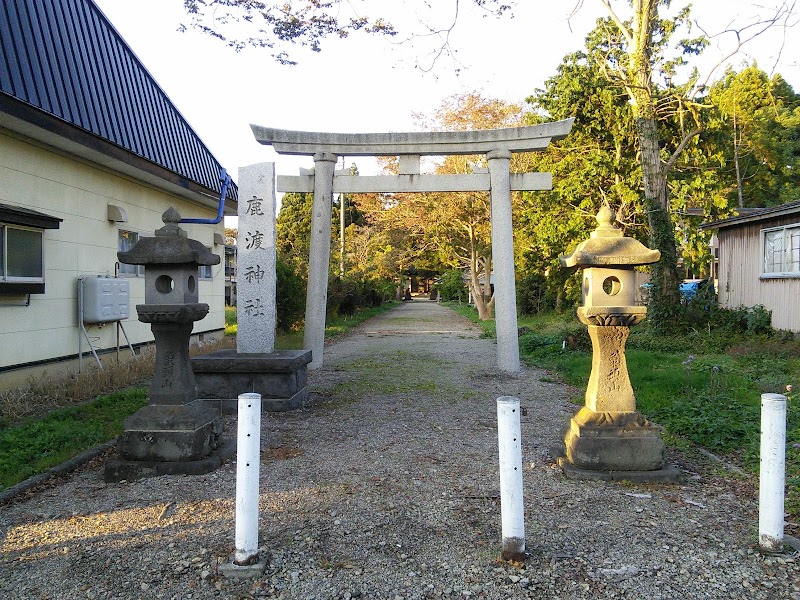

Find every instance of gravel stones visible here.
[1,300,798,599]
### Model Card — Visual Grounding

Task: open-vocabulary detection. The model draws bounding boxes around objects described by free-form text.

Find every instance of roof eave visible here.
[700,201,800,231]
[0,94,236,215]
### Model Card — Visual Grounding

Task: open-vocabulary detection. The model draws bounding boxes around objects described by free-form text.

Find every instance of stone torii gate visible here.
[251,118,574,372]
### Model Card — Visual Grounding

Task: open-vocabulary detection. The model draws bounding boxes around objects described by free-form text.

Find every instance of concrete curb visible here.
[0,439,116,505]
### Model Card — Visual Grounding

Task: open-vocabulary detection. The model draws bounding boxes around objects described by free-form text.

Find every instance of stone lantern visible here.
[558,206,678,480]
[105,208,233,482]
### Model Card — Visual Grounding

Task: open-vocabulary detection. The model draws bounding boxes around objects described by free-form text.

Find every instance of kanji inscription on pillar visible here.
[237,163,277,354]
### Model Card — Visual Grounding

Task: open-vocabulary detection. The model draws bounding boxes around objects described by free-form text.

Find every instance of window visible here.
[0,204,61,294]
[762,224,800,276]
[118,230,142,276]
[199,263,213,279]
[1,224,44,281]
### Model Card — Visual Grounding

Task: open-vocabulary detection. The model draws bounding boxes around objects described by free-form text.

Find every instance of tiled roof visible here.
[0,0,236,203]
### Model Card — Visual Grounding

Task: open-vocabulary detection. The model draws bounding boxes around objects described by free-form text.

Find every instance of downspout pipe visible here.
[179,168,232,225]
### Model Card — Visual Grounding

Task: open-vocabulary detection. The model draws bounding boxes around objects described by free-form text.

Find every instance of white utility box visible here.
[81,276,130,323]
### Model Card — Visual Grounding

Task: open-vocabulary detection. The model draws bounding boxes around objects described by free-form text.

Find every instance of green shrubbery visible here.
[327,276,394,317]
[516,272,554,314]
[276,256,306,331]
[0,388,147,490]
[435,269,468,302]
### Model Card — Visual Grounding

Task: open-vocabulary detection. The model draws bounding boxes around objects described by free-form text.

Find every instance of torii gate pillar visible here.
[305,153,337,370]
[488,150,520,372]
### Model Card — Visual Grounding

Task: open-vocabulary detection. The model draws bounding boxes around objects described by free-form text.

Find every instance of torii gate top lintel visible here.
[254,118,575,374]
[250,118,574,157]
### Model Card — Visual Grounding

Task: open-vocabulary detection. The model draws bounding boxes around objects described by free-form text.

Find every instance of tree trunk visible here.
[625,0,680,332]
[470,257,495,320]
[733,116,744,208]
[635,116,681,330]
[555,286,565,314]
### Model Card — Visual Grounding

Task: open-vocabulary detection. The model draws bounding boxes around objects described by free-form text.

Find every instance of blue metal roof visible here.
[0,0,237,204]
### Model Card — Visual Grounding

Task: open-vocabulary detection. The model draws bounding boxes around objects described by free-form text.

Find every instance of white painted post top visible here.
[250,118,575,157]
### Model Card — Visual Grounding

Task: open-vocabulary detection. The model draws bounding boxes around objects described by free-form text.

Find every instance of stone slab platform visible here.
[192,349,312,413]
[557,457,684,483]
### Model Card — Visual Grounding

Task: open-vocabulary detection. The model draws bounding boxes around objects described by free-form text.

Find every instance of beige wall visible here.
[718,219,800,332]
[0,129,227,373]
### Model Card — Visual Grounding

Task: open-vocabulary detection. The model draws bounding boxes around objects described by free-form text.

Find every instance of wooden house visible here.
[701,201,800,332]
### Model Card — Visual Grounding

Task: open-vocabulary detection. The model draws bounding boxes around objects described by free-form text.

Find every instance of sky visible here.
[92,0,800,222]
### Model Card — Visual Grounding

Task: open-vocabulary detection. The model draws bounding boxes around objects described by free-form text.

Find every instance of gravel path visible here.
[1,299,798,599]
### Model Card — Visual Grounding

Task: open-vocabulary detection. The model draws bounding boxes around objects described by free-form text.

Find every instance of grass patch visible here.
[225,304,237,336]
[446,305,800,519]
[320,350,460,403]
[0,387,147,490]
[446,303,497,338]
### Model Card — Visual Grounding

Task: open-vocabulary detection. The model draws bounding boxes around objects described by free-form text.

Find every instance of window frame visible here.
[761,223,800,278]
[117,229,144,277]
[0,223,45,294]
[199,246,216,280]
[199,262,213,280]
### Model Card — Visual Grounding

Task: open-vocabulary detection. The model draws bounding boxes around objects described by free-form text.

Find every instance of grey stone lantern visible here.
[557,207,679,481]
[105,208,233,482]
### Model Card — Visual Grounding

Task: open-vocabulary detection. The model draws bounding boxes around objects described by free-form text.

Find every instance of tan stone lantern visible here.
[558,207,678,480]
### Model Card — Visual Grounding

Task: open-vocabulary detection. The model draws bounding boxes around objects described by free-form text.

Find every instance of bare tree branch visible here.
[663,128,701,175]
[181,0,512,69]
[692,1,798,98]
[599,0,634,47]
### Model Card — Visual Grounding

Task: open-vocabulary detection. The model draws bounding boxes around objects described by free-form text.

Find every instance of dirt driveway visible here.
[1,299,797,599]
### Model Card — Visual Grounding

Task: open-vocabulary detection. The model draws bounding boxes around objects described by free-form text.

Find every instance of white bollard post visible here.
[497,396,525,559]
[759,393,787,553]
[235,392,262,565]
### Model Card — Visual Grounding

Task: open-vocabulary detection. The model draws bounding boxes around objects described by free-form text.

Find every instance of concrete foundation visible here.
[219,555,269,579]
[556,457,684,483]
[192,349,312,413]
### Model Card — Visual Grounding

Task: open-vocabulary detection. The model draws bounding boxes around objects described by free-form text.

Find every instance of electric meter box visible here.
[81,277,130,323]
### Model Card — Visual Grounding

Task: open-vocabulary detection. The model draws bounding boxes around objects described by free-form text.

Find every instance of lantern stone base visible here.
[556,456,683,483]
[192,349,312,413]
[560,407,679,479]
[104,402,234,482]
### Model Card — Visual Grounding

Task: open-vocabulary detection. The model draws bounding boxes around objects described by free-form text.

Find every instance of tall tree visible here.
[276,192,314,274]
[709,65,800,208]
[522,40,645,311]
[594,0,796,329]
[593,1,704,327]
[408,93,529,319]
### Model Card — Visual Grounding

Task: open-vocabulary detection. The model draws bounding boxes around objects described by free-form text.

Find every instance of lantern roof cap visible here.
[117,208,220,266]
[560,207,660,268]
